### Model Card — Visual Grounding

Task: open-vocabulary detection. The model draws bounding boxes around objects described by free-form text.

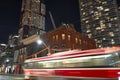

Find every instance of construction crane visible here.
[49,11,56,29]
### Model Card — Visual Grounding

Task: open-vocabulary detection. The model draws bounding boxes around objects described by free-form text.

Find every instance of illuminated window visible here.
[62,34,65,40]
[108,23,112,28]
[20,49,22,54]
[36,0,40,2]
[80,2,83,5]
[101,29,105,31]
[96,27,101,30]
[83,41,86,45]
[53,36,55,40]
[88,34,92,38]
[82,4,85,7]
[104,8,109,11]
[68,35,71,41]
[115,24,118,27]
[24,47,27,54]
[100,23,106,29]
[98,45,102,48]
[85,20,89,23]
[83,12,86,15]
[86,30,91,33]
[95,39,97,42]
[94,12,101,18]
[22,48,24,53]
[109,32,114,37]
[110,18,114,21]
[114,17,118,20]
[102,1,107,4]
[97,40,101,43]
[115,29,119,32]
[94,12,98,15]
[111,39,115,44]
[90,11,94,14]
[82,18,85,21]
[97,6,103,11]
[105,13,109,16]
[79,39,81,45]
[95,17,99,20]
[75,38,78,43]
[88,2,92,5]
[81,8,83,11]
[56,35,58,40]
[33,17,36,19]
[103,38,106,40]
[86,24,90,29]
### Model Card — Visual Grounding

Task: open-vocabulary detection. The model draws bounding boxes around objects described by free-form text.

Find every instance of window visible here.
[62,44,66,49]
[114,17,118,20]
[53,45,58,53]
[96,27,101,30]
[88,34,92,38]
[53,36,55,40]
[86,30,91,33]
[79,39,81,45]
[102,1,107,4]
[83,12,86,15]
[104,8,109,11]
[68,35,71,41]
[97,6,104,11]
[111,39,115,44]
[85,20,89,23]
[62,34,65,40]
[103,38,106,40]
[109,32,114,37]
[75,38,78,43]
[98,45,102,48]
[56,35,58,40]
[108,23,112,28]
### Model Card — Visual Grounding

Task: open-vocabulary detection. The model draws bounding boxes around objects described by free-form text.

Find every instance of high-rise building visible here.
[19,0,46,39]
[8,35,19,47]
[79,0,120,48]
[118,6,120,19]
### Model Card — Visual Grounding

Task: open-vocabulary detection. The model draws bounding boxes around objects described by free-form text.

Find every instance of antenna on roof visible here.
[49,11,56,29]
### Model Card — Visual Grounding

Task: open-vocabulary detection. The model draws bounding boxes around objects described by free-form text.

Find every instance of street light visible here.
[37,39,50,55]
[37,40,43,45]
[6,59,10,63]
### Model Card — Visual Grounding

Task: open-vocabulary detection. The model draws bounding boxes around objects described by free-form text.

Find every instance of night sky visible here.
[45,0,80,32]
[0,0,119,43]
[0,0,22,43]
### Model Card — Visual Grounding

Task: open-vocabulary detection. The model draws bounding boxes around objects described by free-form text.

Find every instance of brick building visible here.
[42,24,96,54]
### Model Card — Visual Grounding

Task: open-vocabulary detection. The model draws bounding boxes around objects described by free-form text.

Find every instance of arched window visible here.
[62,44,66,50]
[53,45,58,53]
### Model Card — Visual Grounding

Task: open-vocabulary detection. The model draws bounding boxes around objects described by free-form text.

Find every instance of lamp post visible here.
[37,40,50,55]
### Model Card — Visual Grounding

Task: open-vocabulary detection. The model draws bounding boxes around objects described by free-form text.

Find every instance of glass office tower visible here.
[79,0,120,48]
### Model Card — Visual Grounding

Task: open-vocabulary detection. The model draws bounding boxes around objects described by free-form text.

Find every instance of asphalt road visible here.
[0,74,25,80]
[0,74,118,80]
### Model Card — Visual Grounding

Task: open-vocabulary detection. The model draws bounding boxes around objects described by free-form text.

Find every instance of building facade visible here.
[79,0,120,48]
[19,0,46,40]
[8,35,20,47]
[17,0,46,60]
[42,24,96,54]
